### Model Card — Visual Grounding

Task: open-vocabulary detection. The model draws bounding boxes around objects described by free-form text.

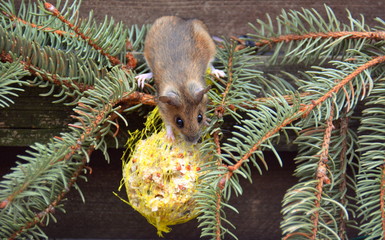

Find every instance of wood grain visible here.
[11,0,385,37]
[71,0,384,37]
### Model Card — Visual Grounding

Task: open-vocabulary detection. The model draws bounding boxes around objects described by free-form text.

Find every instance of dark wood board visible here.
[77,0,385,37]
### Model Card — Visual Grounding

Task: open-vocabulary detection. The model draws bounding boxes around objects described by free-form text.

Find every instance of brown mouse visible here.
[135,16,225,143]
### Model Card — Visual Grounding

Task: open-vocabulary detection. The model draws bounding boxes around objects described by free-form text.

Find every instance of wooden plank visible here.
[71,0,385,37]
[11,0,385,37]
[0,86,143,147]
[0,87,73,146]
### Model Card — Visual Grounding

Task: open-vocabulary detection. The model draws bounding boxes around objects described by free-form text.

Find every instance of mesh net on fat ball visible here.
[116,107,205,237]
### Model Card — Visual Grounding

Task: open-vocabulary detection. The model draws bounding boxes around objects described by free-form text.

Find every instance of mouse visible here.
[135,16,225,143]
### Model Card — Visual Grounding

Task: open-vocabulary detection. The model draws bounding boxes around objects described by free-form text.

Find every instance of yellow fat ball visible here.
[122,130,204,237]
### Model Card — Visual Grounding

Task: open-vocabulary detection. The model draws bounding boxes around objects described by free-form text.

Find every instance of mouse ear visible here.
[194,85,211,103]
[159,95,182,107]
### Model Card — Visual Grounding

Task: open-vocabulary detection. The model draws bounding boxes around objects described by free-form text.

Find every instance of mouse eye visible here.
[197,113,203,123]
[175,117,184,128]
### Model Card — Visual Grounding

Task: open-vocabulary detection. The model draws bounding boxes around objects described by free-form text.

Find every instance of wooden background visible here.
[2,0,385,239]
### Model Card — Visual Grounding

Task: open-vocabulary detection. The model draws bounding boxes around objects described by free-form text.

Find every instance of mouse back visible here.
[143,16,216,143]
[144,16,216,90]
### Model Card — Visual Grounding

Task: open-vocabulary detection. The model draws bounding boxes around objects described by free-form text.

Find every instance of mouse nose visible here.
[185,134,200,144]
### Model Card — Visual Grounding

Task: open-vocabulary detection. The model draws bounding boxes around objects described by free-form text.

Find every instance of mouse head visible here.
[158,85,210,143]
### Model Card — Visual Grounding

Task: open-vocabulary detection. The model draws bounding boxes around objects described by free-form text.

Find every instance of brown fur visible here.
[144,16,216,143]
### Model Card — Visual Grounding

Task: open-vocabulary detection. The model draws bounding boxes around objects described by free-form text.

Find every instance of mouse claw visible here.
[210,65,226,78]
[211,69,226,78]
[205,118,211,126]
[135,72,153,89]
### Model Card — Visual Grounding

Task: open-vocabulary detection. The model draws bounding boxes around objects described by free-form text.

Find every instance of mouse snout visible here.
[184,134,201,144]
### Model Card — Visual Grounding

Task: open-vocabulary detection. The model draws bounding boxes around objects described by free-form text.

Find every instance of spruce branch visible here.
[43,2,125,67]
[356,78,385,238]
[211,8,385,238]
[1,2,72,37]
[7,146,93,239]
[281,111,359,239]
[0,50,95,93]
[0,23,104,103]
[0,66,137,239]
[244,6,379,65]
[237,31,385,49]
[0,60,29,108]
[227,55,385,177]
[200,9,385,238]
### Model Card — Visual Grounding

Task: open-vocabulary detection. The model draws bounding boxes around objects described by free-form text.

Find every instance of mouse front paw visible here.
[135,72,153,89]
[211,69,226,78]
[210,65,226,78]
[165,125,175,142]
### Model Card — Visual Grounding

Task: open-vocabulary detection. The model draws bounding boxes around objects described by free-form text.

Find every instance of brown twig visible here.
[283,232,312,240]
[119,91,156,106]
[233,31,385,50]
[211,43,238,239]
[1,10,73,36]
[213,129,223,239]
[255,32,385,47]
[214,42,235,118]
[311,104,334,240]
[213,130,222,155]
[220,45,234,108]
[248,92,312,107]
[215,191,222,240]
